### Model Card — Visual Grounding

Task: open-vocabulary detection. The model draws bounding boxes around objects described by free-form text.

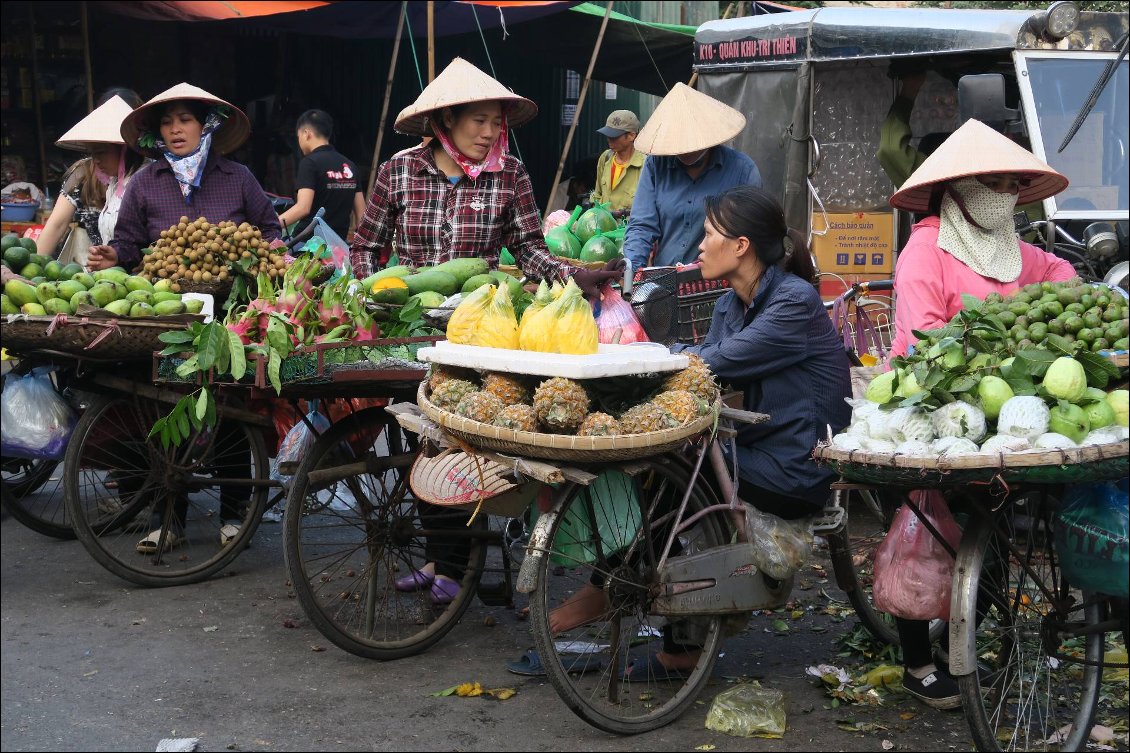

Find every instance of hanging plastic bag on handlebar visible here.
[299,215,350,280]
[743,504,813,581]
[872,490,962,620]
[0,367,76,460]
[596,282,648,344]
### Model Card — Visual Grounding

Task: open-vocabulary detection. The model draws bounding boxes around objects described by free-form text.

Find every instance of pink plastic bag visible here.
[596,283,648,344]
[872,490,962,621]
[543,209,572,234]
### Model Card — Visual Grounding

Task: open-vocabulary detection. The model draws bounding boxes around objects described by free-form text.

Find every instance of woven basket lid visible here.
[394,57,538,137]
[56,96,134,152]
[634,83,746,156]
[889,118,1068,213]
[120,82,251,157]
[409,448,518,507]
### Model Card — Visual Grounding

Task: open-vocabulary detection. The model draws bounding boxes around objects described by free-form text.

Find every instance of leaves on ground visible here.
[430,682,516,700]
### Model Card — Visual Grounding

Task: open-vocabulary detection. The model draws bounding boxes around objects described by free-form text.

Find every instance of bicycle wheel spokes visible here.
[285,410,485,660]
[1,458,69,539]
[532,461,725,734]
[958,506,1103,752]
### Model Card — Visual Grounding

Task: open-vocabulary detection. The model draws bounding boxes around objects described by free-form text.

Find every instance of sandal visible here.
[622,651,690,682]
[136,528,183,554]
[505,649,604,677]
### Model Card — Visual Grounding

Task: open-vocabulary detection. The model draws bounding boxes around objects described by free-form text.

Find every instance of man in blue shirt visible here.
[622,83,761,269]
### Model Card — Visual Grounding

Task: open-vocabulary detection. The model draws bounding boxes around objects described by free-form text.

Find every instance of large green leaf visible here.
[1076,350,1119,389]
[196,322,227,371]
[227,330,247,381]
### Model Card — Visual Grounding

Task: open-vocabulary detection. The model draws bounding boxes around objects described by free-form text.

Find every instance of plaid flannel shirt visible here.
[350,145,575,281]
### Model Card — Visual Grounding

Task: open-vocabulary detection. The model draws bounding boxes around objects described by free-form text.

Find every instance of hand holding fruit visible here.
[86,245,118,271]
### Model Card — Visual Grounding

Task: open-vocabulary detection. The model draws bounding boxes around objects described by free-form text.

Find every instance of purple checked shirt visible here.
[110,154,281,270]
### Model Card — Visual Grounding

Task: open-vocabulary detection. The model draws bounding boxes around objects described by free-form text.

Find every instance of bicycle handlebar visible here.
[822,279,894,310]
[283,207,327,250]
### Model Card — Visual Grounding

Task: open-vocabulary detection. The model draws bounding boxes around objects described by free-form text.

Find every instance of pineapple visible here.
[455,391,505,423]
[533,377,590,432]
[577,412,621,437]
[619,402,679,434]
[651,390,706,425]
[428,365,476,392]
[663,354,719,403]
[493,404,539,433]
[430,378,477,411]
[482,372,531,406]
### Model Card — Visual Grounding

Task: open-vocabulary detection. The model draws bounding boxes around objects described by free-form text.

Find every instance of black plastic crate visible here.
[629,266,729,346]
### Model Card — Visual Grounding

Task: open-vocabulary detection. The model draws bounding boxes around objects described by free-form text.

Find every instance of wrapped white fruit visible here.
[888,407,936,443]
[933,436,981,456]
[980,434,1031,453]
[1080,426,1130,446]
[832,434,866,451]
[860,437,897,453]
[894,439,932,456]
[846,421,870,437]
[864,411,895,442]
[996,396,1050,442]
[1031,432,1077,450]
[930,400,987,442]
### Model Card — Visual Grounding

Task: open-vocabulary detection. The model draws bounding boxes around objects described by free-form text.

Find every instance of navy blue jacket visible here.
[674,265,852,507]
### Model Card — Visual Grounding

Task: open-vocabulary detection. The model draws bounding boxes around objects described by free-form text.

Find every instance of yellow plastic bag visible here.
[474,283,519,349]
[447,284,495,345]
[704,682,787,739]
[518,281,553,349]
[549,278,598,355]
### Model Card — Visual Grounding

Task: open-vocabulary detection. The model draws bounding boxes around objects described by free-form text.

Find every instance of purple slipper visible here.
[394,569,434,592]
[430,575,461,605]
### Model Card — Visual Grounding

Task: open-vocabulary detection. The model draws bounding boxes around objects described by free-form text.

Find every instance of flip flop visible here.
[505,649,605,677]
[622,651,689,682]
[135,528,183,555]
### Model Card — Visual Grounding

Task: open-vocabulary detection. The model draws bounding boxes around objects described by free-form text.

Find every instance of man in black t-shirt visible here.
[278,109,366,240]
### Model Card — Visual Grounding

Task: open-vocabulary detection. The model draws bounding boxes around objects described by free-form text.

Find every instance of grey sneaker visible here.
[902,669,961,710]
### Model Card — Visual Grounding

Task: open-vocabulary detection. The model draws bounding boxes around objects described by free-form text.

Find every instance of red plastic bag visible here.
[872,490,962,621]
[596,283,648,345]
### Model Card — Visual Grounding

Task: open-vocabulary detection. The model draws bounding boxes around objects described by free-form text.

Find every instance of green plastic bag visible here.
[534,471,642,566]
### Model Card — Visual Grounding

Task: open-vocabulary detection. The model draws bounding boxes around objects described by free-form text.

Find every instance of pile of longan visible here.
[139,216,286,288]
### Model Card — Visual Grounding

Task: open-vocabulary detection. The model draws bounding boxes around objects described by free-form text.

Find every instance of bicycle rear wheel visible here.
[1,457,70,539]
[530,458,729,734]
[952,502,1103,752]
[284,409,486,660]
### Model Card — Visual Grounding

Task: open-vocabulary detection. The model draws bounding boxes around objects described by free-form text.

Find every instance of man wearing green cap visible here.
[590,109,645,212]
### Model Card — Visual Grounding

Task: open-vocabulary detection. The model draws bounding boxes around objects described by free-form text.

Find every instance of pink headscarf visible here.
[429,105,510,180]
[92,146,129,198]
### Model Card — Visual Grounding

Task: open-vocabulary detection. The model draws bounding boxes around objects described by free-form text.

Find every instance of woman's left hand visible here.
[86,245,118,271]
[572,259,627,303]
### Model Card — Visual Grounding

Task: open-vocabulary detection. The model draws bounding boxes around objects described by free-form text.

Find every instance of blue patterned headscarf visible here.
[138,105,229,203]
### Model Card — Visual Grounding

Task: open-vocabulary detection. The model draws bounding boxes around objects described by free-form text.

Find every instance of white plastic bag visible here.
[744,504,813,581]
[0,367,75,460]
[269,406,331,485]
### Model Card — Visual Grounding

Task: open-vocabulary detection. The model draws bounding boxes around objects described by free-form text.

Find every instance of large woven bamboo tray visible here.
[813,440,1129,486]
[417,381,717,462]
[2,313,198,361]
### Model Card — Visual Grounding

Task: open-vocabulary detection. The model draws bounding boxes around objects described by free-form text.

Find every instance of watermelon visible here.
[579,233,622,264]
[573,204,617,245]
[546,226,582,259]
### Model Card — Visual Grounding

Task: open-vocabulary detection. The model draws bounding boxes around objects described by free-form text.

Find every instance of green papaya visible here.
[403,270,459,297]
[4,279,40,307]
[433,257,489,287]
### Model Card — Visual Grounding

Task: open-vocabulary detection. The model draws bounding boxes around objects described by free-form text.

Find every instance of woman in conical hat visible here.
[87,82,280,274]
[32,89,146,265]
[885,118,1076,711]
[350,57,621,302]
[888,118,1075,358]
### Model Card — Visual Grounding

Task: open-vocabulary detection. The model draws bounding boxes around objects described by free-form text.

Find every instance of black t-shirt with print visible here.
[294,144,361,240]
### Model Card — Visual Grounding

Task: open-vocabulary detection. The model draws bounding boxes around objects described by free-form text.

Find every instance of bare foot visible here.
[655,649,700,673]
[548,583,609,634]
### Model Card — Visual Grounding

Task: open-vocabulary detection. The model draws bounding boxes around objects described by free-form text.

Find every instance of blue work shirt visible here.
[622,145,762,269]
[673,265,851,507]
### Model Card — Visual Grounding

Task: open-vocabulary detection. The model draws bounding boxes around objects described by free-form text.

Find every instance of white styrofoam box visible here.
[181,293,214,323]
[417,341,689,379]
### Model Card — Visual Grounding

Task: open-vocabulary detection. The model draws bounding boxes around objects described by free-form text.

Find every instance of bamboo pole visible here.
[81,2,93,111]
[369,1,408,194]
[545,1,613,217]
[687,1,736,89]
[427,1,435,83]
[28,5,48,190]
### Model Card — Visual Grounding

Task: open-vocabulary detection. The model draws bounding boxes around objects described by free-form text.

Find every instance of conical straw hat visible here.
[56,96,134,152]
[634,83,746,156]
[890,119,1068,213]
[395,57,538,137]
[120,83,251,156]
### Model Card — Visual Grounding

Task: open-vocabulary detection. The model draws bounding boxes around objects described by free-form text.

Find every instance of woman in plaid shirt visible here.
[351,58,621,299]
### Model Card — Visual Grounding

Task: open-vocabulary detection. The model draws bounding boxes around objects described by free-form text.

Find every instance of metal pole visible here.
[369,1,408,195]
[545,1,613,217]
[81,2,93,111]
[427,1,435,83]
[28,5,48,190]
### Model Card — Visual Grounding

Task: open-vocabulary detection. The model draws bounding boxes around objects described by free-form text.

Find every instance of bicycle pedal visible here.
[809,505,845,533]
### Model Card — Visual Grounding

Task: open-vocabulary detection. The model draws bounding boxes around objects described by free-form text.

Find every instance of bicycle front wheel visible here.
[530,457,728,735]
[952,504,1103,752]
[1,457,70,539]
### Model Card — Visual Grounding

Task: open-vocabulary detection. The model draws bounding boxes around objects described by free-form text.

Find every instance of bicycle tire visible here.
[64,392,268,587]
[826,487,945,647]
[952,504,1103,752]
[283,408,486,660]
[531,457,728,734]
[1,458,71,539]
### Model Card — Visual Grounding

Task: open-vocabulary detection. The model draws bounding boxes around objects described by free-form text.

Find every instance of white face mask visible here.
[936,177,1023,283]
[953,178,1019,231]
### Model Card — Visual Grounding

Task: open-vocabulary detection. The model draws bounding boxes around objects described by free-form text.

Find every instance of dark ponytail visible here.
[703,185,816,282]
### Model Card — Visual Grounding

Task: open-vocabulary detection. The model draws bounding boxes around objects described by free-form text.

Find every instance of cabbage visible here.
[980,434,1031,454]
[1080,426,1129,446]
[832,433,865,451]
[888,407,936,443]
[1031,432,1077,450]
[996,396,1050,442]
[930,400,987,442]
[894,439,932,456]
[933,436,980,456]
[860,437,897,453]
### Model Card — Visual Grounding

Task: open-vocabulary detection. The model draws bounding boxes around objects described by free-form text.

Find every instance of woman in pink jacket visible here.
[889,118,1075,359]
[885,119,1075,709]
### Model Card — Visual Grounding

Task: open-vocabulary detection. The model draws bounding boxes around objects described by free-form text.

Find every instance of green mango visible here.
[35,282,58,304]
[151,291,181,304]
[182,298,205,314]
[408,291,447,309]
[59,263,85,280]
[124,275,155,294]
[20,302,47,316]
[129,302,156,318]
[71,272,96,289]
[89,282,122,307]
[69,290,97,310]
[43,260,64,281]
[4,279,40,307]
[103,299,132,317]
[153,300,187,316]
[126,290,153,305]
[92,267,129,284]
[42,298,73,316]
[55,280,86,302]
[153,278,174,293]
[0,294,17,315]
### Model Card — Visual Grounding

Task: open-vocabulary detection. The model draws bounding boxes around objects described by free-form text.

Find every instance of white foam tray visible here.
[417,341,689,379]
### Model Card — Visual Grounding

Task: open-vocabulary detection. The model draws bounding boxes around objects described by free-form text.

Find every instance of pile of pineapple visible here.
[426,354,719,437]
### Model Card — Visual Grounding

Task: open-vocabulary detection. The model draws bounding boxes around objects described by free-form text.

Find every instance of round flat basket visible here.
[1,315,192,361]
[813,440,1129,487]
[173,278,234,299]
[417,382,716,462]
